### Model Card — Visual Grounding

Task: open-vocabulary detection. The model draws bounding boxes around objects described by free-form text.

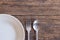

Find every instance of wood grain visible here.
[0,0,60,15]
[14,16,60,40]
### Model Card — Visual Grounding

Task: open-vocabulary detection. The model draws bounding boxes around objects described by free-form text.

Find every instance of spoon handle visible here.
[36,31,38,40]
[28,31,30,40]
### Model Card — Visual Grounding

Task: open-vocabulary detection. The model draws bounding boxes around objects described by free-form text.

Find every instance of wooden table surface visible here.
[0,0,60,40]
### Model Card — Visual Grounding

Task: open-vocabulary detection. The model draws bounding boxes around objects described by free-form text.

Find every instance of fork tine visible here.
[26,19,31,31]
[26,19,31,27]
[26,19,31,40]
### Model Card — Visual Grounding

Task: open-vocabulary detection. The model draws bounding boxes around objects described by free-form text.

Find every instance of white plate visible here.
[0,14,25,40]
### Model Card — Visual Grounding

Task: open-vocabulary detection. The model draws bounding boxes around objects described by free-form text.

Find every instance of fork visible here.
[26,19,31,40]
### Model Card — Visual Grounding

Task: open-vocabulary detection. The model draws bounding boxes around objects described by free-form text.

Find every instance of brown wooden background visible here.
[0,0,60,40]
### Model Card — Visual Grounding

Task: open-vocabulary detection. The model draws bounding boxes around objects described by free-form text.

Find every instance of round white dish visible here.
[0,14,25,40]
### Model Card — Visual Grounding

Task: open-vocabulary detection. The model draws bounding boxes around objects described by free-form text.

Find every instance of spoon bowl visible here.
[33,20,39,31]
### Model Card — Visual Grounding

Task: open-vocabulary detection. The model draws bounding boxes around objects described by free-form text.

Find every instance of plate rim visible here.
[0,14,25,40]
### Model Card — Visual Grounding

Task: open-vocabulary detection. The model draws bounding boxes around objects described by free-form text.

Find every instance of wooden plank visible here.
[15,15,60,20]
[15,16,60,25]
[0,1,60,15]
[14,16,60,40]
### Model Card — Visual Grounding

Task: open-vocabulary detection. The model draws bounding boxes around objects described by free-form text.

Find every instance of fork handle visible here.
[28,31,30,40]
[36,31,38,40]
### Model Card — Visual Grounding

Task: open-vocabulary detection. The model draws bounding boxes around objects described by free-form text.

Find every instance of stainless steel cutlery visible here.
[26,19,39,40]
[33,20,39,40]
[26,19,31,40]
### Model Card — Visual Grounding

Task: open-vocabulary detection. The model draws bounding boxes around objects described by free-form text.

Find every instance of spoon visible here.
[33,20,39,40]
